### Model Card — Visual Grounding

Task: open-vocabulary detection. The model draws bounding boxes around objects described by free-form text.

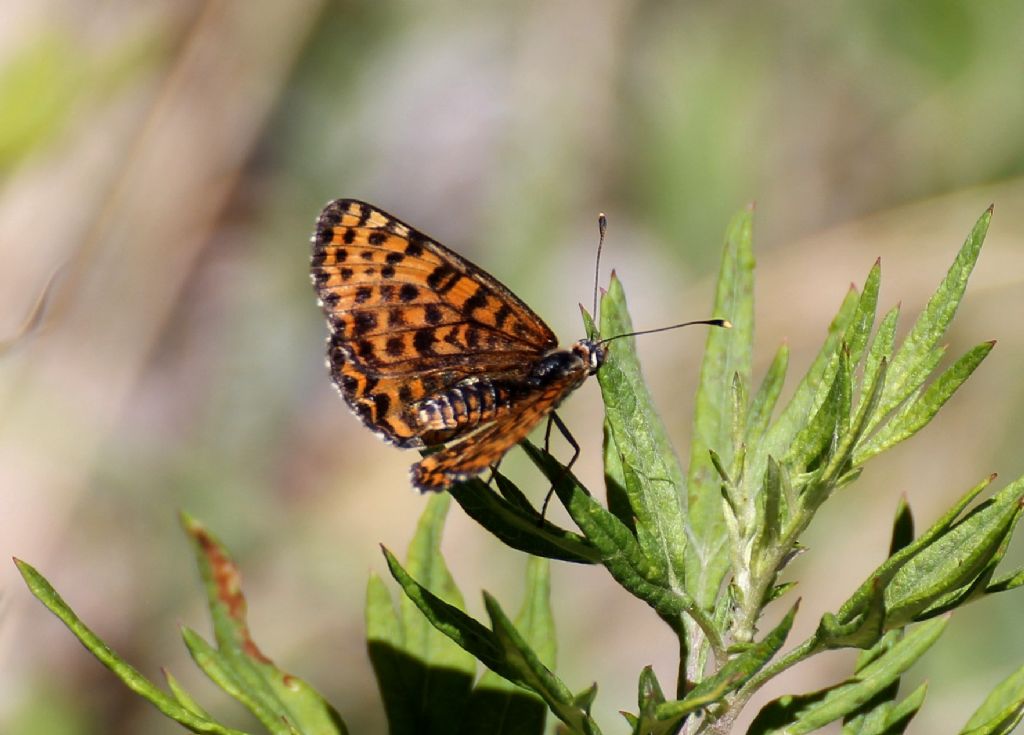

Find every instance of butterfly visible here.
[310,199,605,492]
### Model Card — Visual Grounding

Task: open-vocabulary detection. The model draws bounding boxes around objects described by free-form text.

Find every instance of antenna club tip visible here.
[720,319,733,329]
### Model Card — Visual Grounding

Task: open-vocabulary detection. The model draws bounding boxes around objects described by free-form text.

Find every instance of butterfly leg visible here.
[540,411,581,520]
[486,459,503,488]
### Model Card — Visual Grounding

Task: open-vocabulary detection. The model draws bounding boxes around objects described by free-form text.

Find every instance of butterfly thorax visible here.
[528,339,604,387]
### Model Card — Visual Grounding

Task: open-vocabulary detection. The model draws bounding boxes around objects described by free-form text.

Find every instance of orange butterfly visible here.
[310,199,603,491]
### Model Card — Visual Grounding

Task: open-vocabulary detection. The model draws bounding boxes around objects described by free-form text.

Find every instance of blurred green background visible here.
[2,1,1023,733]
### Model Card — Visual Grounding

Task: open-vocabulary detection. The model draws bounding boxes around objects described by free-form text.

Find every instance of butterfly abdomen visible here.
[415,379,511,433]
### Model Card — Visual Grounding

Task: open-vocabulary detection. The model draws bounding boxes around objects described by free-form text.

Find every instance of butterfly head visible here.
[571,339,605,376]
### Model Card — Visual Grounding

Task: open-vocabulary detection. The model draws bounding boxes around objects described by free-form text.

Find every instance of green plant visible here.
[17,206,1024,734]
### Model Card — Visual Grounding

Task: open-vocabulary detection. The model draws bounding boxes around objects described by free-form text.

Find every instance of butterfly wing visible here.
[411,376,572,491]
[311,199,558,447]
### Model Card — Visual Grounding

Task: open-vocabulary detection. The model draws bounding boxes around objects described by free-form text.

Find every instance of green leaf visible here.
[960,662,1024,735]
[746,344,789,450]
[181,513,348,735]
[869,207,992,430]
[638,664,668,714]
[164,669,212,719]
[754,456,783,561]
[463,557,553,735]
[749,617,947,734]
[383,547,509,678]
[179,627,294,735]
[786,343,853,481]
[523,442,713,629]
[385,520,597,734]
[831,473,996,627]
[775,286,859,443]
[885,477,1024,627]
[372,497,479,732]
[854,341,994,464]
[748,287,860,514]
[687,207,755,608]
[889,497,915,556]
[653,602,797,729]
[846,259,882,371]
[483,594,602,735]
[366,496,479,733]
[858,305,899,419]
[402,495,476,670]
[842,681,928,735]
[366,574,422,735]
[597,276,689,584]
[14,559,251,735]
[447,476,600,564]
[882,683,928,735]
[840,630,911,735]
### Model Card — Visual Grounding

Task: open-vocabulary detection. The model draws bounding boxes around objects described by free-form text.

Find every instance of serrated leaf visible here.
[748,287,859,511]
[746,344,789,449]
[960,662,1024,735]
[750,617,947,735]
[597,276,689,584]
[484,594,602,735]
[858,305,899,418]
[687,207,755,608]
[855,341,994,464]
[181,514,347,735]
[523,442,699,621]
[180,626,295,735]
[463,557,553,735]
[871,207,991,426]
[14,559,251,735]
[885,478,1024,627]
[786,344,852,483]
[383,547,508,675]
[846,260,881,371]
[832,474,996,627]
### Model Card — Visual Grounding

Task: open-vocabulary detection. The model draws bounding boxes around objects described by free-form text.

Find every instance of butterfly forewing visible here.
[312,199,560,450]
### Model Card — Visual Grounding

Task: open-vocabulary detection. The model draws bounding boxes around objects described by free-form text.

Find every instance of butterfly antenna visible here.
[598,318,731,346]
[592,212,608,333]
